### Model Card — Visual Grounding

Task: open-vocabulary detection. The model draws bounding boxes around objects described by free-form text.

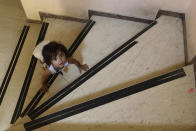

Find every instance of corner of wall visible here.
[185,0,196,62]
[20,0,41,21]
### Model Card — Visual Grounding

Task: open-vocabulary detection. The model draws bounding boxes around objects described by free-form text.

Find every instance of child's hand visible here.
[79,64,89,73]
[40,83,48,93]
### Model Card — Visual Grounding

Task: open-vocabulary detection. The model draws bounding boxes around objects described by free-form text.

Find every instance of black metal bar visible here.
[21,20,96,117]
[0,26,29,105]
[88,10,154,24]
[28,20,156,119]
[21,73,58,117]
[28,40,137,120]
[181,15,188,65]
[0,26,27,97]
[11,23,49,124]
[10,57,37,124]
[155,10,184,19]
[20,90,42,117]
[24,68,185,130]
[68,20,95,56]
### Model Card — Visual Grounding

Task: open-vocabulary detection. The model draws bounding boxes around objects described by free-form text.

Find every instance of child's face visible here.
[51,50,67,70]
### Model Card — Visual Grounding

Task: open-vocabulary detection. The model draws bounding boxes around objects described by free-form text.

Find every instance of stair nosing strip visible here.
[0,26,29,105]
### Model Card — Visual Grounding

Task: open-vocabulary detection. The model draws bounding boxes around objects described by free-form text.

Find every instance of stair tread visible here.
[0,19,26,86]
[0,23,42,130]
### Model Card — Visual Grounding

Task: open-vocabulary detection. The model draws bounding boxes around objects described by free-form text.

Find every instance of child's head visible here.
[42,41,69,69]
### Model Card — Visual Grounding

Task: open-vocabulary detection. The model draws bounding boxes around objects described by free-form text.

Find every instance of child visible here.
[33,41,89,92]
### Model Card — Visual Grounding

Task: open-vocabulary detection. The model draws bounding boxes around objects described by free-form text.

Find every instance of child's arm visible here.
[68,57,89,73]
[40,68,52,92]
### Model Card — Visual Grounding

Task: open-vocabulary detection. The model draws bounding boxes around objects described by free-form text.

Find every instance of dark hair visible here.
[42,41,69,66]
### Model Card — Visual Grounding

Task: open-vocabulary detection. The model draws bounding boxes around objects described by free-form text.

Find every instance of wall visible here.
[186,0,196,61]
[21,0,195,61]
[20,0,191,20]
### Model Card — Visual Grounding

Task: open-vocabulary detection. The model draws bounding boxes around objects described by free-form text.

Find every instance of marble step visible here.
[0,19,26,87]
[0,23,42,131]
[43,17,87,49]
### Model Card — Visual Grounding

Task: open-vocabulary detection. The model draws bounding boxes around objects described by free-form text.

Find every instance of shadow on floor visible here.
[37,122,196,131]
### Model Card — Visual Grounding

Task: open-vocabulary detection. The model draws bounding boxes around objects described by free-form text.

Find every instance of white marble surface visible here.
[0,24,41,131]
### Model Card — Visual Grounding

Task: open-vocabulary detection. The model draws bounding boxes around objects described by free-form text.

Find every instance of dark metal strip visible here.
[181,15,188,65]
[20,89,42,117]
[88,10,154,24]
[24,69,185,130]
[155,10,184,19]
[68,20,95,56]
[0,26,29,105]
[0,26,27,97]
[21,73,58,117]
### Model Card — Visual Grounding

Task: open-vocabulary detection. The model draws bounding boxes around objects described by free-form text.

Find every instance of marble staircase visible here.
[0,10,195,131]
